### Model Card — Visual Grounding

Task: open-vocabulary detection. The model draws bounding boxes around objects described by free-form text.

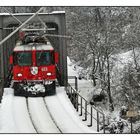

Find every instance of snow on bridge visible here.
[0,57,98,133]
[0,87,96,133]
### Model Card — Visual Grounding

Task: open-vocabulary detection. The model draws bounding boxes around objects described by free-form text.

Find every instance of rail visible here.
[66,78,106,133]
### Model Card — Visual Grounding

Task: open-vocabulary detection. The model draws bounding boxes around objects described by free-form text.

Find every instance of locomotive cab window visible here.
[36,51,54,66]
[13,52,32,66]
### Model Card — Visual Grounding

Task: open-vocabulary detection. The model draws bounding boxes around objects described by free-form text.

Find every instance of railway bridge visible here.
[0,8,67,101]
[0,7,106,133]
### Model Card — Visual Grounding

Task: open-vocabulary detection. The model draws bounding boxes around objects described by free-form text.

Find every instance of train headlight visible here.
[17,73,22,77]
[47,72,52,76]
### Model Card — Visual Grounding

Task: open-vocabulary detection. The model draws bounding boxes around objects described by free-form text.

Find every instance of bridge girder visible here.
[0,12,67,99]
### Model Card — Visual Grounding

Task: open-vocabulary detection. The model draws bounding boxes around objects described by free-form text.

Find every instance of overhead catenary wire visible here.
[0,7,44,46]
[21,28,56,31]
[37,14,71,39]
[43,33,71,39]
[37,15,47,29]
[2,7,22,24]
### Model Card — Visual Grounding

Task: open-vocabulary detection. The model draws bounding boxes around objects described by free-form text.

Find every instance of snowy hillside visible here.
[67,57,94,102]
[67,49,140,133]
[67,48,140,103]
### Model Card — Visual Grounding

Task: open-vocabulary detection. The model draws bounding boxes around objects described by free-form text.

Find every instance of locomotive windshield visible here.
[36,51,54,66]
[14,52,32,66]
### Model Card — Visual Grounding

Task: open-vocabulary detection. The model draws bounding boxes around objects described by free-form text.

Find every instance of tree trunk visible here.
[92,52,97,86]
[92,75,96,86]
[107,54,114,112]
[132,46,138,71]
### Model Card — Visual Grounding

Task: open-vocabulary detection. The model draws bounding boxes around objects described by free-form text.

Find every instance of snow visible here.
[67,49,140,102]
[0,88,36,133]
[24,84,45,94]
[0,88,18,133]
[67,57,94,101]
[112,50,133,70]
[67,54,137,133]
[67,57,78,77]
[45,87,96,133]
[12,97,36,133]
[51,11,65,14]
[0,87,96,133]
[28,97,60,133]
[14,43,54,51]
[0,56,99,133]
[0,57,99,133]
[0,88,60,133]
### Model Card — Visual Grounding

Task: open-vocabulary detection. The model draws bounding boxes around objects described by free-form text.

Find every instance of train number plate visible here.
[41,67,48,71]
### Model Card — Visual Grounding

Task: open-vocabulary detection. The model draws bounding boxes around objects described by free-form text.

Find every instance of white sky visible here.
[0,0,140,6]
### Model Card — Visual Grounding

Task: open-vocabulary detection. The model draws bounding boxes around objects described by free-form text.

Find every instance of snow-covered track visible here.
[0,87,97,133]
[43,97,62,133]
[44,87,96,133]
[12,96,37,133]
[27,97,61,133]
[0,88,60,133]
[26,98,39,133]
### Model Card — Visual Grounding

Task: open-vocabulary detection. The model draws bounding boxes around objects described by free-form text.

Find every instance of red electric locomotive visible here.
[9,32,59,97]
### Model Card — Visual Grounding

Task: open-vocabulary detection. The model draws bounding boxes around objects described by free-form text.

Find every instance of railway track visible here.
[8,80,61,133]
[26,97,61,133]
[0,87,96,133]
[43,97,62,133]
[26,98,39,133]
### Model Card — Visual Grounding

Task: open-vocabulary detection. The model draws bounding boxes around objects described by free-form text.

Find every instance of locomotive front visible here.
[9,37,59,97]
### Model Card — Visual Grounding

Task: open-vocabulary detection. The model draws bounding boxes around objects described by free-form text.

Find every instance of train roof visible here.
[14,42,54,51]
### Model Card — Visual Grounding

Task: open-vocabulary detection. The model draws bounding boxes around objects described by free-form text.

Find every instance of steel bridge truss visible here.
[0,7,67,101]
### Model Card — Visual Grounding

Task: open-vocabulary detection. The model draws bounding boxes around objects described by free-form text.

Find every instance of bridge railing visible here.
[66,79,106,133]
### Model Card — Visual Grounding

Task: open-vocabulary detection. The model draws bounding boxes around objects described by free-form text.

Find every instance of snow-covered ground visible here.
[68,49,139,101]
[68,49,140,104]
[0,83,96,133]
[45,87,96,133]
[28,97,60,133]
[67,57,93,102]
[67,51,140,133]
[0,88,36,133]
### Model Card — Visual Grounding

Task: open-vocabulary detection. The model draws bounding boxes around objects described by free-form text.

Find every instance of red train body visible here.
[10,35,59,97]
